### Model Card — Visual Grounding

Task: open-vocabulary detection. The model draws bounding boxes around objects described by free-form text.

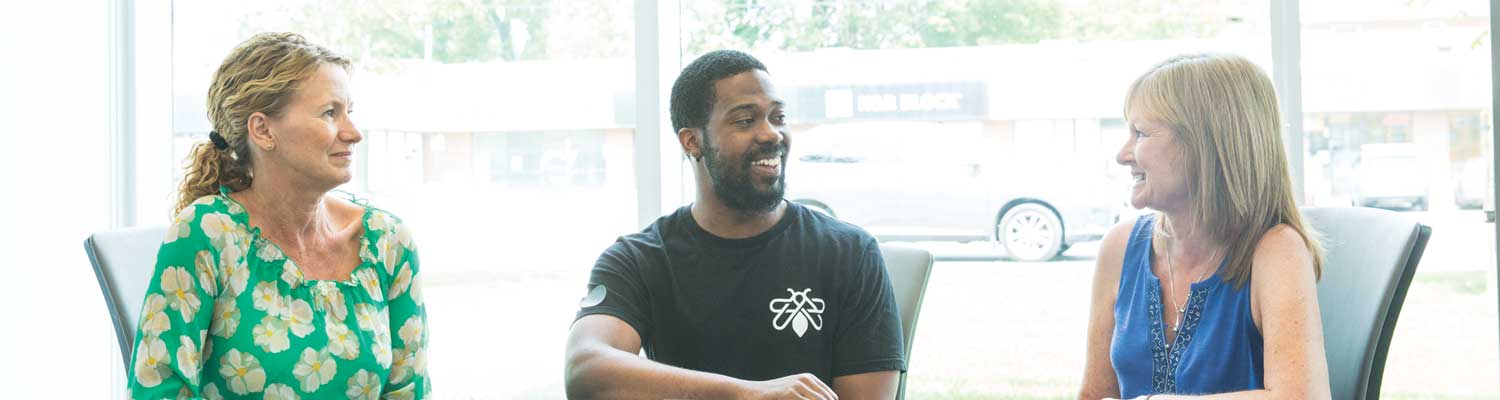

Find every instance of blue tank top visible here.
[1110,215,1263,396]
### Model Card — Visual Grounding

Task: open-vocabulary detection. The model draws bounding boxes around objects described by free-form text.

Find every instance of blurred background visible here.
[1,0,1496,398]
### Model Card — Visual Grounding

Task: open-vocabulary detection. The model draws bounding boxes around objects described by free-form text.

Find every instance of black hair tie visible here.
[209,131,230,150]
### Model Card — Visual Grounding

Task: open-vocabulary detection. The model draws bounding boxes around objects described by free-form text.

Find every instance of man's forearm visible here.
[566,346,745,399]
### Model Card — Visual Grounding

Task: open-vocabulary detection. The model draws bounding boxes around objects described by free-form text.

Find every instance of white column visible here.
[133,0,174,224]
[634,0,683,228]
[1271,0,1306,203]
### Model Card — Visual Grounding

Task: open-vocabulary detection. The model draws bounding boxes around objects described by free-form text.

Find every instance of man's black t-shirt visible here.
[574,202,906,385]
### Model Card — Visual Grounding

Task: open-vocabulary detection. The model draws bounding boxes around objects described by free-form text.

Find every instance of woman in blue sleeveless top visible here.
[1078,54,1331,399]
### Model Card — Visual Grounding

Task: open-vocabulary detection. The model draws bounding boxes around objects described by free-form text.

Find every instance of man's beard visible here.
[702,133,787,213]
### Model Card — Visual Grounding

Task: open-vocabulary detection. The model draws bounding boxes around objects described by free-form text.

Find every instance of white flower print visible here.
[292,347,338,393]
[210,295,240,338]
[353,304,388,334]
[252,315,291,353]
[345,370,382,400]
[411,346,428,377]
[165,207,194,244]
[281,262,305,289]
[384,388,416,400]
[161,266,201,322]
[388,349,413,385]
[285,297,315,337]
[390,345,428,387]
[252,281,285,317]
[202,382,223,400]
[138,294,170,337]
[325,318,361,360]
[372,330,393,369]
[218,349,267,395]
[393,222,414,248]
[218,244,249,296]
[200,213,239,246]
[398,315,424,348]
[368,212,393,233]
[316,283,348,322]
[132,335,170,387]
[257,242,286,262]
[190,196,217,208]
[409,272,424,306]
[376,235,404,275]
[387,263,412,301]
[359,243,377,265]
[175,335,201,386]
[355,267,382,300]
[264,383,300,400]
[201,332,213,361]
[193,250,219,298]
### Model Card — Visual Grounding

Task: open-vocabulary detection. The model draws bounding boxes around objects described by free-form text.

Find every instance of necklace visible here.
[1164,244,1218,333]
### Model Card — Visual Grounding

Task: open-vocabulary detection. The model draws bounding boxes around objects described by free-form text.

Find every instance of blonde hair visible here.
[1124,53,1323,288]
[174,32,351,213]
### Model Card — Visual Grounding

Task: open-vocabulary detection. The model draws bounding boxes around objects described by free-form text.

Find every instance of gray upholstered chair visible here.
[1303,207,1431,400]
[84,226,167,370]
[880,244,935,400]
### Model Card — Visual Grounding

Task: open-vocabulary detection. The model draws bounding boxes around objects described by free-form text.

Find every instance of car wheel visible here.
[997,203,1064,262]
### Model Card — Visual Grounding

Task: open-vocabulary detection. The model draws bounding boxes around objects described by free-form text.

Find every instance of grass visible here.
[1413,270,1491,295]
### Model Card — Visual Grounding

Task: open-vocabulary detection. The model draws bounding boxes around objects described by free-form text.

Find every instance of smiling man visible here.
[563,50,906,400]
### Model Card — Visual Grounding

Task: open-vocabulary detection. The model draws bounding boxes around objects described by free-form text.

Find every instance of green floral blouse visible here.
[127,188,430,399]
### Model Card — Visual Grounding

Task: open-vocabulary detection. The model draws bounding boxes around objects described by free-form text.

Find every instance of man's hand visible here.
[735,373,839,400]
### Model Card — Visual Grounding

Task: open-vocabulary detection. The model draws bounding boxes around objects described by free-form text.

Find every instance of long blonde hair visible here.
[1124,53,1323,288]
[174,32,351,213]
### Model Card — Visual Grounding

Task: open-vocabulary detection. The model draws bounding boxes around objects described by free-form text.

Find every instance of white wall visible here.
[0,0,120,397]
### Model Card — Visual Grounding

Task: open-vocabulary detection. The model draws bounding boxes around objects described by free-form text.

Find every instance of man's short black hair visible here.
[669,50,768,133]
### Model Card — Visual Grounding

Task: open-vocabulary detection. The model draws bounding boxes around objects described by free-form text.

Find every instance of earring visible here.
[264,143,275,151]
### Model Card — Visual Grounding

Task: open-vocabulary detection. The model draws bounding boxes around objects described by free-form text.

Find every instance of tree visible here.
[680,0,1240,57]
[242,0,629,65]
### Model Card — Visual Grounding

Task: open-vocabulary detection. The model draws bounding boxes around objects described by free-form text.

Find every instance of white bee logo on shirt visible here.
[769,288,825,338]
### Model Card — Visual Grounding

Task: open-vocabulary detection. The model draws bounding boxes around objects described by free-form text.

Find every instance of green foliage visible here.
[683,0,1068,54]
[681,0,1236,56]
[266,0,629,64]
[245,0,1238,63]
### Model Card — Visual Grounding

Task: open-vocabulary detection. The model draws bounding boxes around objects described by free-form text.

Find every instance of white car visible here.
[1356,143,1428,210]
[785,120,1121,261]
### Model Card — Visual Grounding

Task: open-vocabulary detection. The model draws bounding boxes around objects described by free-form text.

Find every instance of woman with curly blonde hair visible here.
[128,32,429,399]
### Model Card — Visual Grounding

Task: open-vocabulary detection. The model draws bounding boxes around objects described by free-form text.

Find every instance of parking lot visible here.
[416,209,1500,399]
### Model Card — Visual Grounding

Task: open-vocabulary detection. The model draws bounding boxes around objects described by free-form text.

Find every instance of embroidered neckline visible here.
[1147,278,1212,394]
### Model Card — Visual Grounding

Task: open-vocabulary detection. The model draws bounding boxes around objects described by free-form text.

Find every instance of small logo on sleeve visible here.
[580,285,607,308]
[769,288,825,338]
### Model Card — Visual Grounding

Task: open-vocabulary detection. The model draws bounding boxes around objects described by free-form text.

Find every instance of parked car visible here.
[1355,143,1428,210]
[1454,157,1487,210]
[784,120,1121,261]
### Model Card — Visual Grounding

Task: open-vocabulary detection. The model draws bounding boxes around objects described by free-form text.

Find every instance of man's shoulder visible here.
[596,208,683,266]
[789,202,878,248]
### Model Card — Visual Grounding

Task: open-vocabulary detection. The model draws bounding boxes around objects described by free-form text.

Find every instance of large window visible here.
[1300,1,1498,397]
[678,0,1271,397]
[28,0,1492,398]
[167,1,636,397]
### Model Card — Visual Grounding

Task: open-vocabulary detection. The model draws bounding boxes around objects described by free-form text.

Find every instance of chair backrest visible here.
[1303,207,1430,400]
[84,225,167,370]
[880,244,935,400]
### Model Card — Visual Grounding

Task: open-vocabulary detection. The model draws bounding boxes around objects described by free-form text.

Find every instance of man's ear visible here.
[678,127,702,161]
